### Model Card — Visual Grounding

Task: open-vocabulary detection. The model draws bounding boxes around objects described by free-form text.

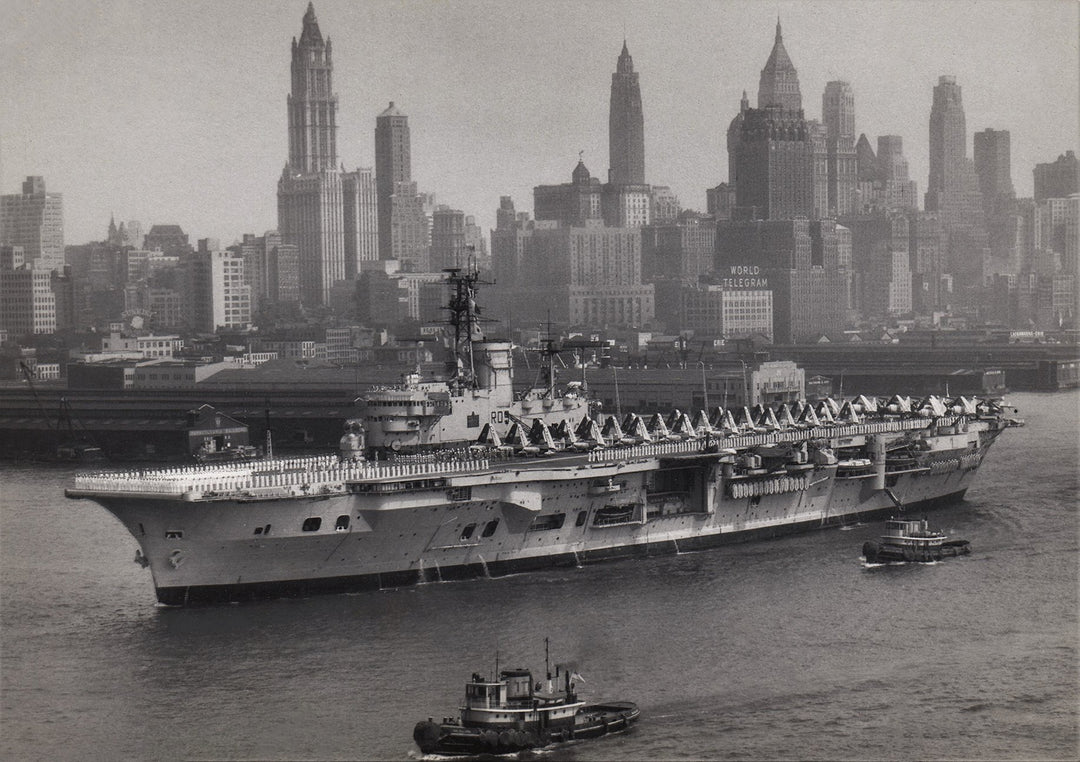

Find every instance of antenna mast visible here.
[544,312,556,399]
[445,266,482,389]
[264,398,273,460]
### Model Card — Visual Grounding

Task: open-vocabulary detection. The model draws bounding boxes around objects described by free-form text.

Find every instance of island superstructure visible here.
[66,269,1022,605]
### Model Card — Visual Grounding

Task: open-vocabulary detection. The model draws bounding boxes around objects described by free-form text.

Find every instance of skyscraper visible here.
[430,206,467,272]
[277,3,345,306]
[757,20,801,111]
[926,76,966,203]
[974,128,1019,276]
[342,167,378,277]
[924,75,988,290]
[726,91,750,190]
[973,128,1014,208]
[287,4,337,174]
[144,224,192,257]
[0,176,64,272]
[374,103,430,270]
[608,41,645,186]
[1034,151,1079,200]
[375,102,411,260]
[534,159,603,226]
[875,136,918,210]
[852,135,918,214]
[728,22,823,220]
[524,222,653,328]
[822,81,857,216]
[855,134,878,183]
[186,241,251,332]
[489,196,534,317]
[0,245,59,335]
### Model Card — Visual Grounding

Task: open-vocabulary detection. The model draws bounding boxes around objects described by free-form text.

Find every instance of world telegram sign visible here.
[714,265,769,289]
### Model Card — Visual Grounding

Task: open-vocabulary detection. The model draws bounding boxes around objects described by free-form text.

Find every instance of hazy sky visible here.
[2,0,1077,247]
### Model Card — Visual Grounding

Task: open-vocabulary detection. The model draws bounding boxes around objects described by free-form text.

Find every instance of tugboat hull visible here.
[413,701,640,756]
[862,538,971,563]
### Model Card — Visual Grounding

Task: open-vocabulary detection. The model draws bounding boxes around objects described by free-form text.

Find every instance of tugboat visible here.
[862,517,971,563]
[412,643,639,757]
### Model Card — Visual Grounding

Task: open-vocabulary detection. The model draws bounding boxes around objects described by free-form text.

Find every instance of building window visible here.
[302,517,322,532]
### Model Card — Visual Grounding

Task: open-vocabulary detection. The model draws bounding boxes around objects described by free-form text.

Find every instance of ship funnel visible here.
[474,341,513,406]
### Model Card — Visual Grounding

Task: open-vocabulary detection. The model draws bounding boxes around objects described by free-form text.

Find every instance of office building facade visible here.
[186,245,251,333]
[0,176,64,272]
[0,245,59,335]
[375,102,428,270]
[342,167,378,277]
[924,75,988,290]
[822,81,857,216]
[715,218,843,343]
[375,101,411,260]
[1034,151,1079,201]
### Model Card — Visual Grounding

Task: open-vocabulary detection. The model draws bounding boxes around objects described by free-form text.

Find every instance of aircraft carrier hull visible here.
[147,488,969,606]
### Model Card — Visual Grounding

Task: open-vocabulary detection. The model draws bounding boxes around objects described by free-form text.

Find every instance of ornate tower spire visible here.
[288,2,338,173]
[617,40,632,73]
[609,40,645,186]
[758,18,802,112]
[300,2,321,45]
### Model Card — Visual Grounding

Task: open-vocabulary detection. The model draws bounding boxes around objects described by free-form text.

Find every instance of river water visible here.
[2,391,1077,761]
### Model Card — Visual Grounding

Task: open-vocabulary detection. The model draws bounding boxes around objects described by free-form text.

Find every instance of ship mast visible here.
[444,265,484,390]
[539,313,557,399]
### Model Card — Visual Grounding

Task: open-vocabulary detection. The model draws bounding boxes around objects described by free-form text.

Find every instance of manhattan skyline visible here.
[2,0,1077,247]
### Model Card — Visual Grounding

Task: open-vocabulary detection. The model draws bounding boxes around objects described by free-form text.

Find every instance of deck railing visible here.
[71,455,489,497]
[71,415,962,496]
